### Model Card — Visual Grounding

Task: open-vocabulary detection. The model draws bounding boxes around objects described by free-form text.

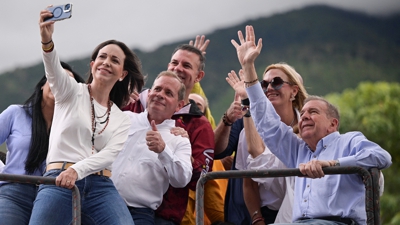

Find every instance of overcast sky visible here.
[0,0,399,74]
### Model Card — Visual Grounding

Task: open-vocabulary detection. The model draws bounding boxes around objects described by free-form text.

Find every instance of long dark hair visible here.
[23,62,84,174]
[86,40,145,108]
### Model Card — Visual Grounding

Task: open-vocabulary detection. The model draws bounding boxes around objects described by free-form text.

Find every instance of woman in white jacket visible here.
[29,7,144,225]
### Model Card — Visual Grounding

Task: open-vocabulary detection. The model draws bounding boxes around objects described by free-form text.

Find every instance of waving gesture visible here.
[231,25,262,67]
[189,35,210,55]
[226,69,248,100]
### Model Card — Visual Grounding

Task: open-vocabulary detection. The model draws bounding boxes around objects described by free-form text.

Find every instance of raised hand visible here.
[146,120,166,153]
[189,35,210,55]
[128,90,140,105]
[39,6,55,44]
[226,69,248,100]
[231,25,262,67]
[225,92,244,123]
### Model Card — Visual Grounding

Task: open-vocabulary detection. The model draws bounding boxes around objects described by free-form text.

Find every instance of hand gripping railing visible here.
[195,166,380,225]
[0,173,81,225]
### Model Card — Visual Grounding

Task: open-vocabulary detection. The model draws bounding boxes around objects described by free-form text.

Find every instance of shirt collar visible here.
[314,131,340,153]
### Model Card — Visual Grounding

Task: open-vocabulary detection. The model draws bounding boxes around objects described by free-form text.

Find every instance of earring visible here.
[119,78,123,81]
[290,95,295,101]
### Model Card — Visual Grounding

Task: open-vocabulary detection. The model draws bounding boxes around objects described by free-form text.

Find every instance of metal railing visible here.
[0,173,81,225]
[195,166,380,225]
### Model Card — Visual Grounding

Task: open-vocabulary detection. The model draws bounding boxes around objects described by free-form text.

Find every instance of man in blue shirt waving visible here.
[230,25,392,225]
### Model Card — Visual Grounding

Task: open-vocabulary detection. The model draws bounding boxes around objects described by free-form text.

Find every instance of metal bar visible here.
[369,168,381,225]
[195,166,375,225]
[0,173,81,225]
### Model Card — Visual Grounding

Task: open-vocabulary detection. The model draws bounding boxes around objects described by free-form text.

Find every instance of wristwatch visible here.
[334,160,340,166]
[244,109,251,118]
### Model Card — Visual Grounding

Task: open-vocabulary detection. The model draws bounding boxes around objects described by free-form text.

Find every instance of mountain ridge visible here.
[1,5,399,118]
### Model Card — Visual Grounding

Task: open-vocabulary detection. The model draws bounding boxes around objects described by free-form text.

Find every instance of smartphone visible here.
[44,3,73,22]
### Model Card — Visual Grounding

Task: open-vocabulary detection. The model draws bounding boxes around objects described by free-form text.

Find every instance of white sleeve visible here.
[247,146,287,185]
[42,48,80,104]
[0,160,4,173]
[158,138,193,188]
[71,113,131,180]
[235,129,249,171]
[379,171,384,196]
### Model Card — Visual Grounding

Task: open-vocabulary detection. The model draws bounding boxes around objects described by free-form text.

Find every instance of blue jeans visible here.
[0,183,37,225]
[154,216,177,225]
[128,207,155,225]
[273,219,349,225]
[29,169,135,225]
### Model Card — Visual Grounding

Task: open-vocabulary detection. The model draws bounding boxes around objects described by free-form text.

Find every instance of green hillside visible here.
[1,5,399,120]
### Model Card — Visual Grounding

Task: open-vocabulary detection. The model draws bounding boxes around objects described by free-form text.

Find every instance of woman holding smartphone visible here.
[29,7,144,225]
[0,63,84,225]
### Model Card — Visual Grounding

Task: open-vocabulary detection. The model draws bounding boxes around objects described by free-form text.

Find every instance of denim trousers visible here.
[0,183,37,225]
[128,206,155,225]
[273,219,349,225]
[28,169,135,225]
[154,216,178,225]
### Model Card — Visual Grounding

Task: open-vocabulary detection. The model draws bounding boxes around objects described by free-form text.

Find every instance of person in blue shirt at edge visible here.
[230,25,392,225]
[0,62,84,225]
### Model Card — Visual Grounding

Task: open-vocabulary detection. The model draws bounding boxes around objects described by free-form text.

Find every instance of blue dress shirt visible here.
[246,83,392,225]
[0,105,45,185]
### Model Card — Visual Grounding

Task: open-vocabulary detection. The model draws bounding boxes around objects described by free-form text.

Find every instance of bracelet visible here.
[244,110,251,118]
[241,98,250,106]
[42,41,54,52]
[41,39,53,45]
[252,217,264,225]
[244,79,258,84]
[244,79,259,88]
[252,210,259,220]
[222,112,233,126]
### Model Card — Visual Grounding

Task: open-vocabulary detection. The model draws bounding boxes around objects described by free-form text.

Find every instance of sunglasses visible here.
[260,77,291,92]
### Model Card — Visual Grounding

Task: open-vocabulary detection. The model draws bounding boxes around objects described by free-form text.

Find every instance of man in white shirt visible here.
[112,71,193,225]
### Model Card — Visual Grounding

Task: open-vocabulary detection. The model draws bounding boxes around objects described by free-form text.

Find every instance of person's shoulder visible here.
[170,132,191,145]
[341,131,365,139]
[3,104,25,115]
[7,104,23,110]
[123,110,143,118]
[337,131,368,145]
[189,115,213,128]
[112,107,132,126]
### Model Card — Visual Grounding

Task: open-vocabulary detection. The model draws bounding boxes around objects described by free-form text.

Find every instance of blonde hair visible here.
[263,63,308,111]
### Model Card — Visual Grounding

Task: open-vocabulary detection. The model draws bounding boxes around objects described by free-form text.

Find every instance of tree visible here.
[326,82,400,224]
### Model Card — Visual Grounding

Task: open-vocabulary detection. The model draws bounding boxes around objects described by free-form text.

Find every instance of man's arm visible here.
[214,95,243,156]
[214,118,243,159]
[179,117,215,190]
[243,178,265,225]
[214,119,232,155]
[299,132,393,179]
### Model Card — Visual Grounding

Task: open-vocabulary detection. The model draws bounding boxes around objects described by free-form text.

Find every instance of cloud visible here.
[0,0,398,74]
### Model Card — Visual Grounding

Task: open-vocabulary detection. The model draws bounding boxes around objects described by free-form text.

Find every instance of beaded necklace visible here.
[88,84,111,154]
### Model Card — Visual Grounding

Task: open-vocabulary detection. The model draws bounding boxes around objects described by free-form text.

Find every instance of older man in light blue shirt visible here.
[231,25,392,225]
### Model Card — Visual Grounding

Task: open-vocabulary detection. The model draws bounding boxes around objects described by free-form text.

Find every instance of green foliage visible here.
[326,82,400,224]
[0,143,6,154]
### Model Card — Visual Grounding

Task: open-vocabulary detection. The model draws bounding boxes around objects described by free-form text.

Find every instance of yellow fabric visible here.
[181,82,227,224]
[182,160,227,225]
[191,82,216,129]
